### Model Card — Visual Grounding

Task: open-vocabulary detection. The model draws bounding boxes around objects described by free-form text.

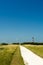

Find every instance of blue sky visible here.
[0,0,43,43]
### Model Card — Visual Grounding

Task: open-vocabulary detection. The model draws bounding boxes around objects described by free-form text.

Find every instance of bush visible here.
[1,43,8,45]
[12,43,19,45]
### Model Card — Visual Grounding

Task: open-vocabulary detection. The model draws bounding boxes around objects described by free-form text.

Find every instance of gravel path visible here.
[20,45,43,65]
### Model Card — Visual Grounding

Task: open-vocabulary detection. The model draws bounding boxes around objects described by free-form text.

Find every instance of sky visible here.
[0,0,43,43]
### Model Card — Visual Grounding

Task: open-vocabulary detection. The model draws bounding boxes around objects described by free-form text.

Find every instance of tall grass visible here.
[0,45,24,65]
[0,45,17,65]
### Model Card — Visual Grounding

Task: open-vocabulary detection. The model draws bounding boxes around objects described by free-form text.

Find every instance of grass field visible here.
[11,45,24,65]
[23,45,43,58]
[0,45,17,65]
[0,44,43,65]
[0,45,24,65]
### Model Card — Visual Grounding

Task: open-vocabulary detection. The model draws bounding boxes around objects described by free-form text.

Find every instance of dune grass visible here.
[0,45,17,65]
[24,45,43,58]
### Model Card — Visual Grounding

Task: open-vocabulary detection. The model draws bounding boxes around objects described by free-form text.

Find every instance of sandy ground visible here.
[20,45,43,65]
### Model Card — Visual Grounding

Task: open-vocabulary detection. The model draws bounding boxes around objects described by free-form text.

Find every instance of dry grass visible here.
[0,45,24,65]
[10,45,24,65]
[23,45,43,58]
[0,45,17,65]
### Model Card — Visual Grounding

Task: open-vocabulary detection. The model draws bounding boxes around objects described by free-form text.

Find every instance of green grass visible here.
[10,45,25,65]
[0,45,24,65]
[0,45,17,65]
[24,45,43,58]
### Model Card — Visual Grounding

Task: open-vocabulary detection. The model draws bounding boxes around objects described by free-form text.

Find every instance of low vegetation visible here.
[10,45,24,65]
[0,45,24,65]
[0,45,17,65]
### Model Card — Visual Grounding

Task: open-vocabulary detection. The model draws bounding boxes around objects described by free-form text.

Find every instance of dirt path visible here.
[10,46,24,65]
[20,45,43,65]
